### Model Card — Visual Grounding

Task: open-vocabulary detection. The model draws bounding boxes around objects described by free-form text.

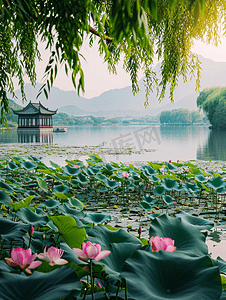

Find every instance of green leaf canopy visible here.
[148,214,208,257]
[121,251,221,300]
[0,267,81,300]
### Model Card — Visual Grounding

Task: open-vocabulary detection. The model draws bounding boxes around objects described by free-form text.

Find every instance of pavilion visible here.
[13,101,57,131]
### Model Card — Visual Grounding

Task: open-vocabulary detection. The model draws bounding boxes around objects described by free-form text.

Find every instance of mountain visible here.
[9,55,226,116]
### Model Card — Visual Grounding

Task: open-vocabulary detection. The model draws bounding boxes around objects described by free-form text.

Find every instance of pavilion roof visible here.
[13,101,57,116]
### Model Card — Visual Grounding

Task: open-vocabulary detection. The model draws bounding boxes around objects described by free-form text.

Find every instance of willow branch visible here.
[89,25,113,41]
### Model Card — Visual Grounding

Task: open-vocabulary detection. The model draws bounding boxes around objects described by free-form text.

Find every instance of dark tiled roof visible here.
[13,101,57,115]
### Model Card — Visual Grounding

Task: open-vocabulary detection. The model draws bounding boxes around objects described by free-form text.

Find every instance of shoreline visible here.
[0,143,226,171]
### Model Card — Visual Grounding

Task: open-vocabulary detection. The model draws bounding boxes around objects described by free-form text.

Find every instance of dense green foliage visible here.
[197,87,226,129]
[0,0,225,126]
[1,155,226,298]
[53,113,159,126]
[159,108,204,124]
[0,100,22,128]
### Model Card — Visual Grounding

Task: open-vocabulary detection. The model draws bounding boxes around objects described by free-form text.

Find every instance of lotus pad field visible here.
[1,153,226,300]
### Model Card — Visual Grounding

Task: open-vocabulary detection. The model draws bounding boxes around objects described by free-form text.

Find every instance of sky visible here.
[35,36,226,99]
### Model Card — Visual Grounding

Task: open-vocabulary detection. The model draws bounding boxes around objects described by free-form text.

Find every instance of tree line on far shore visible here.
[197,87,226,129]
[159,109,206,124]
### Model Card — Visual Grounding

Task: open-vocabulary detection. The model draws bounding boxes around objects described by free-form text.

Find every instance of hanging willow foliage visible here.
[0,0,225,125]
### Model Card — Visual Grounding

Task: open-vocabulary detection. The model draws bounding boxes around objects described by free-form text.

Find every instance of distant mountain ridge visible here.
[9,55,226,116]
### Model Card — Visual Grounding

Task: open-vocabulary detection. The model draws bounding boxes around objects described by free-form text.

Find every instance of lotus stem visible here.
[124,279,128,300]
[90,259,95,300]
[115,281,121,300]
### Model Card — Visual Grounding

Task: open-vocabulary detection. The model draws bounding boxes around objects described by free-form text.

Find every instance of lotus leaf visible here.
[208,176,225,190]
[82,213,111,224]
[185,182,200,194]
[177,211,214,231]
[0,218,30,240]
[37,177,48,193]
[87,226,142,278]
[162,195,175,205]
[16,207,48,226]
[63,165,81,176]
[147,213,163,220]
[52,184,69,193]
[161,178,179,191]
[7,161,18,170]
[153,185,165,196]
[20,160,36,171]
[97,186,109,192]
[0,190,11,205]
[140,201,152,212]
[121,250,221,300]
[76,173,90,184]
[0,267,81,300]
[165,161,178,172]
[195,175,208,183]
[58,204,85,219]
[41,198,61,209]
[142,195,157,205]
[69,198,85,210]
[141,165,157,176]
[0,181,14,193]
[104,178,120,189]
[148,214,208,257]
[9,196,35,212]
[48,215,86,248]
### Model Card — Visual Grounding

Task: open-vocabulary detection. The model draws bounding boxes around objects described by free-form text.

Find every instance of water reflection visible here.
[197,129,226,161]
[17,131,53,144]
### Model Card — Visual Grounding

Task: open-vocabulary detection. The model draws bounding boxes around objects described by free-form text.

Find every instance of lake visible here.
[0,124,224,162]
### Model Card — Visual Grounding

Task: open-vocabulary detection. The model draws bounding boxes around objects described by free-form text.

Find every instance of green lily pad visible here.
[208,176,225,190]
[16,207,48,226]
[140,201,152,212]
[162,195,175,205]
[69,198,85,210]
[0,218,30,240]
[7,161,18,170]
[53,184,69,193]
[82,213,111,224]
[148,214,208,257]
[142,196,157,205]
[165,161,178,172]
[0,267,81,300]
[177,211,214,231]
[0,181,14,193]
[41,198,61,209]
[121,251,221,300]
[63,165,81,176]
[153,185,165,196]
[58,204,85,219]
[87,226,142,278]
[48,215,86,248]
[0,190,11,205]
[161,178,179,191]
[20,160,36,171]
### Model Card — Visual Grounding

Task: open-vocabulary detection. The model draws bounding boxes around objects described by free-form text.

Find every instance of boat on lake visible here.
[53,128,67,132]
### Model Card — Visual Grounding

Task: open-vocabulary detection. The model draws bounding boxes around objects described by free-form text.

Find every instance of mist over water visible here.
[0,124,223,162]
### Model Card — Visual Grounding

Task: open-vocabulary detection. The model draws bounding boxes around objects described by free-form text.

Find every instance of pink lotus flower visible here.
[73,241,111,261]
[74,165,80,168]
[29,224,34,237]
[150,236,176,252]
[169,160,171,163]
[122,172,129,178]
[5,247,42,274]
[37,246,68,266]
[173,202,177,205]
[97,282,102,288]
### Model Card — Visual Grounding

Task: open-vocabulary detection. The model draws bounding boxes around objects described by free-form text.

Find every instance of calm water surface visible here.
[0,124,225,162]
